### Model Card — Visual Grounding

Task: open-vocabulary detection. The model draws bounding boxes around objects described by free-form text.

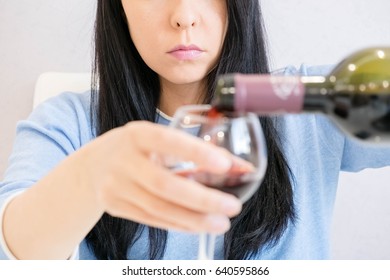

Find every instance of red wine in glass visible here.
[175,164,260,200]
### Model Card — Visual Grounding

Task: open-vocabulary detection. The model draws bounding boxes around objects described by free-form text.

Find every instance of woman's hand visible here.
[3,120,242,260]
[82,121,242,234]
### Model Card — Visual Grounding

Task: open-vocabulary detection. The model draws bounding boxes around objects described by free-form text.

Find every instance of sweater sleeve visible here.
[0,91,93,259]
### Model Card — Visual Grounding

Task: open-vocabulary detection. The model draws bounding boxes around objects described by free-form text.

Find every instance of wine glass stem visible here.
[198,233,216,260]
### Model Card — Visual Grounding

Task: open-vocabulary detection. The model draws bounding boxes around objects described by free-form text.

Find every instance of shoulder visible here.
[27,91,94,134]
[273,64,347,160]
[0,91,95,192]
[272,64,335,76]
[31,90,92,121]
[17,91,95,151]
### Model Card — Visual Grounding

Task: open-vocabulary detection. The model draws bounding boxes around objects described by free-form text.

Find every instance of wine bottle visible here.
[212,47,390,143]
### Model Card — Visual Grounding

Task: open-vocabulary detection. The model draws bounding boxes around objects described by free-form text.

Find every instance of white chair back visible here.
[33,72,91,108]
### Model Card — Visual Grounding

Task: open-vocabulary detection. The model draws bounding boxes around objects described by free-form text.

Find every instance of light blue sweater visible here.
[1,65,389,259]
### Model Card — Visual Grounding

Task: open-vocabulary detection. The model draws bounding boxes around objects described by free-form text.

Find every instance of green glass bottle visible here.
[213,47,390,143]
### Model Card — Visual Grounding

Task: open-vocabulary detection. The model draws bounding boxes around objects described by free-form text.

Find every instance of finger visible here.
[107,198,193,232]
[125,122,233,173]
[124,154,242,217]
[107,192,231,234]
[111,178,232,233]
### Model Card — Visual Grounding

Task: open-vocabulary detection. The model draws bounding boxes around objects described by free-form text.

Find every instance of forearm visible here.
[2,150,104,260]
[1,122,243,259]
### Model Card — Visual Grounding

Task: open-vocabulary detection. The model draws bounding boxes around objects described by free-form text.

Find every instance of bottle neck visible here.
[300,76,330,113]
[213,74,332,114]
[213,74,236,112]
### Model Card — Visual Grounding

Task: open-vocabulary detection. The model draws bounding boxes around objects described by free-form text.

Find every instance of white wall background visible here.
[0,0,389,259]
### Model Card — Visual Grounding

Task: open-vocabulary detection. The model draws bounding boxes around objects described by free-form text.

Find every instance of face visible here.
[121,0,228,87]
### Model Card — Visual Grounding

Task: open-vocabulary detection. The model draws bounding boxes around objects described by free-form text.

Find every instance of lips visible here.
[167,44,204,60]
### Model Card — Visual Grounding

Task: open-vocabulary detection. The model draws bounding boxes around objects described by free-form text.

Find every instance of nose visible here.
[170,1,199,29]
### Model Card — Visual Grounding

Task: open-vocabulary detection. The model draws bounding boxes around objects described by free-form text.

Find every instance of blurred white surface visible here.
[33,72,91,108]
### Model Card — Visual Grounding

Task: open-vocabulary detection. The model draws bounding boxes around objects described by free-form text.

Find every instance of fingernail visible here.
[205,214,230,233]
[221,197,242,216]
[210,152,232,170]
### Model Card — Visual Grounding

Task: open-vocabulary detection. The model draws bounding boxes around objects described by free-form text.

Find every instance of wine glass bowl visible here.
[168,105,267,203]
[167,104,268,260]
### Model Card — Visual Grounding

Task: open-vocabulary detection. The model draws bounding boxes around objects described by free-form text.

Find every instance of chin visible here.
[164,70,209,85]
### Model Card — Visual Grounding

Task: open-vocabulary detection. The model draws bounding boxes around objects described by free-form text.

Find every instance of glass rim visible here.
[172,104,258,121]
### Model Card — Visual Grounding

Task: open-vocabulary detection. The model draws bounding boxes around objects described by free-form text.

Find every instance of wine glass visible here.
[167,104,268,260]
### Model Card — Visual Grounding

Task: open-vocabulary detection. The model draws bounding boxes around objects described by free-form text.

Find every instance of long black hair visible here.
[87,0,295,260]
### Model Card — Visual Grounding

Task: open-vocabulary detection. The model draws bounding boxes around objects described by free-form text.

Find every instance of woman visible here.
[0,0,388,260]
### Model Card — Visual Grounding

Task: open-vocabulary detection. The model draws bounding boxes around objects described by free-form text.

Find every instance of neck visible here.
[159,79,207,117]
